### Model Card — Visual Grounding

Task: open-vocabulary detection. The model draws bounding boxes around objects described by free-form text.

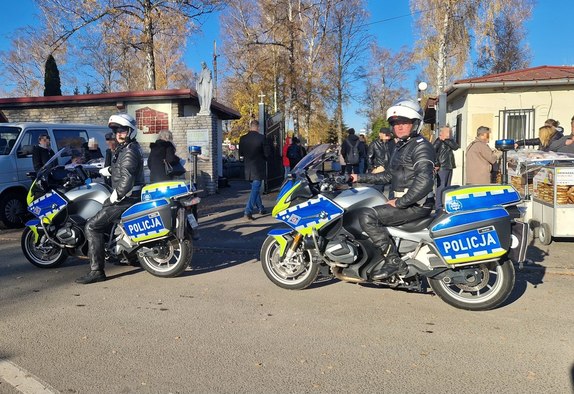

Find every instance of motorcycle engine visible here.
[56,225,82,246]
[324,236,358,265]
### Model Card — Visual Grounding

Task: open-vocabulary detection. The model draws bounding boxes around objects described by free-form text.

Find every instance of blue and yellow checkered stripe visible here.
[277,195,343,236]
[27,191,67,222]
[141,181,189,202]
[444,185,520,213]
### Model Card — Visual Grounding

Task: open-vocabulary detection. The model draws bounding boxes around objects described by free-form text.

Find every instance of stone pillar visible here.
[172,113,220,195]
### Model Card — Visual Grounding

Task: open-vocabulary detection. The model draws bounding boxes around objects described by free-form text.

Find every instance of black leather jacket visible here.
[433,138,459,169]
[110,139,145,200]
[358,135,435,209]
[367,139,395,170]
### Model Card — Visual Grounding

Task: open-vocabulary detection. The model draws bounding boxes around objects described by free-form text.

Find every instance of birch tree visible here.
[327,0,370,144]
[474,1,532,74]
[410,0,533,94]
[361,44,414,128]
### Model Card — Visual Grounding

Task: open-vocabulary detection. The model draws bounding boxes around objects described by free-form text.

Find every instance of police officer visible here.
[75,113,145,284]
[351,99,435,279]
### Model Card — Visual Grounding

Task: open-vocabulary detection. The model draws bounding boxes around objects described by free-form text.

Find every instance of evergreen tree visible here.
[44,54,62,96]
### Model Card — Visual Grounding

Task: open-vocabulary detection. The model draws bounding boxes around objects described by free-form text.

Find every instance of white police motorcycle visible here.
[21,148,199,277]
[261,144,528,311]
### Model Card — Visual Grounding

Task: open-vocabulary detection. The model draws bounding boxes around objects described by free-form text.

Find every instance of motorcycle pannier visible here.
[430,207,512,265]
[120,198,174,243]
[141,181,189,201]
[442,185,520,214]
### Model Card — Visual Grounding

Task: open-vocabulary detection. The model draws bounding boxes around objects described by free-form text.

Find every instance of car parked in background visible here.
[0,122,108,228]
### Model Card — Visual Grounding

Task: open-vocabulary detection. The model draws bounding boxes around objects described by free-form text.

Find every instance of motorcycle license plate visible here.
[187,213,199,229]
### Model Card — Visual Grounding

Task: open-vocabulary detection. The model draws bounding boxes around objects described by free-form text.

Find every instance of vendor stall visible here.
[507,150,574,244]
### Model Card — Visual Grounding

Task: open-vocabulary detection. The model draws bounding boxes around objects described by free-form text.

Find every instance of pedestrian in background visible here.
[282,133,292,178]
[148,130,180,183]
[367,127,395,174]
[287,136,306,169]
[358,133,368,173]
[433,126,459,209]
[545,118,564,135]
[341,128,365,174]
[548,115,574,153]
[465,126,501,185]
[103,132,117,187]
[516,125,562,152]
[32,134,55,172]
[239,120,270,221]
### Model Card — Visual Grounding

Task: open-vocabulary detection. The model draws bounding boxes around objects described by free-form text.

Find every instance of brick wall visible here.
[2,100,222,195]
[1,104,117,125]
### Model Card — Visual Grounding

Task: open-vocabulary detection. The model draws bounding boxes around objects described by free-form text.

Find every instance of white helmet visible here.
[108,113,137,140]
[386,99,423,138]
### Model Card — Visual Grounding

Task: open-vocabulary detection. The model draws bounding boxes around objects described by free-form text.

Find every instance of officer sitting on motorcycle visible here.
[350,99,436,280]
[76,113,145,284]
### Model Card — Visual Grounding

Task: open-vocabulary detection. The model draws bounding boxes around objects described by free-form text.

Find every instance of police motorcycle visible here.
[21,148,200,278]
[260,144,528,311]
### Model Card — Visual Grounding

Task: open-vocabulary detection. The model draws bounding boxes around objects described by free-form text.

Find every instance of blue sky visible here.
[0,0,572,131]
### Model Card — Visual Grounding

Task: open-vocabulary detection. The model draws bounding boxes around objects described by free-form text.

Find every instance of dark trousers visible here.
[345,164,359,174]
[436,169,453,210]
[358,204,431,254]
[85,198,135,272]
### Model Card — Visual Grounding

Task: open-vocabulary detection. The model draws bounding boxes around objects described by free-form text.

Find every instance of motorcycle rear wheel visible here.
[21,227,67,268]
[137,235,192,278]
[260,235,319,290]
[428,259,515,311]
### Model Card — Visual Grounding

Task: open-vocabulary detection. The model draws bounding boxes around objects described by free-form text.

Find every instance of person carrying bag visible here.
[148,130,184,182]
[164,158,186,177]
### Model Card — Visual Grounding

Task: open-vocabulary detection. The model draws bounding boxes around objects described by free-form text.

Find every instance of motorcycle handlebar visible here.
[333,175,349,184]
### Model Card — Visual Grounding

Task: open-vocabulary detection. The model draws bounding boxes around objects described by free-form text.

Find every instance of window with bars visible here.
[498,108,535,141]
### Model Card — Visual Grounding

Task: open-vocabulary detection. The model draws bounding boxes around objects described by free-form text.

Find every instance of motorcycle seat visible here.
[395,215,435,232]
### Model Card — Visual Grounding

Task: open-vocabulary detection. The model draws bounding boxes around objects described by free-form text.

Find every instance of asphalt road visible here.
[0,226,573,393]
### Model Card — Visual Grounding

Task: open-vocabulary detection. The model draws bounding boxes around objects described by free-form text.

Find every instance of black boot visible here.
[371,254,407,280]
[75,270,106,284]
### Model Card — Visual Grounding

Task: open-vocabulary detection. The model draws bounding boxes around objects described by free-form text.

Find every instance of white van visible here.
[0,122,109,228]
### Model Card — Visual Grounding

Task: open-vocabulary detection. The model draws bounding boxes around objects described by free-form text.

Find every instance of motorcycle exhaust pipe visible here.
[332,266,366,284]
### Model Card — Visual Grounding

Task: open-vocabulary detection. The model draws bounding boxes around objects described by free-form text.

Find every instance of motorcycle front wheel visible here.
[21,227,67,268]
[260,235,319,290]
[137,235,192,278]
[428,259,515,311]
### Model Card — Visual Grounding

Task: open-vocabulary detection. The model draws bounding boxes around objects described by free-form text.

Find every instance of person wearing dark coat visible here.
[148,130,179,183]
[32,134,55,172]
[239,120,270,221]
[340,128,367,174]
[76,113,144,284]
[103,132,117,187]
[517,125,563,152]
[287,136,307,168]
[433,126,459,210]
[367,127,395,172]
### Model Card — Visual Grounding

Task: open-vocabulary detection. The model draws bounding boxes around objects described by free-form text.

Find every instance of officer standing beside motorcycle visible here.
[350,99,435,280]
[75,113,145,284]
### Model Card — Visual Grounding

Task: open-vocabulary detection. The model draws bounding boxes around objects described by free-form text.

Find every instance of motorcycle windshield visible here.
[36,147,71,179]
[291,144,333,173]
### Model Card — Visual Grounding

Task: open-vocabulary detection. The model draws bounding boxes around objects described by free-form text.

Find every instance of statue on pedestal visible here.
[196,61,213,115]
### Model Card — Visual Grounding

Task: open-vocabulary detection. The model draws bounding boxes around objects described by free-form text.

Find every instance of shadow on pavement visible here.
[500,265,546,308]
